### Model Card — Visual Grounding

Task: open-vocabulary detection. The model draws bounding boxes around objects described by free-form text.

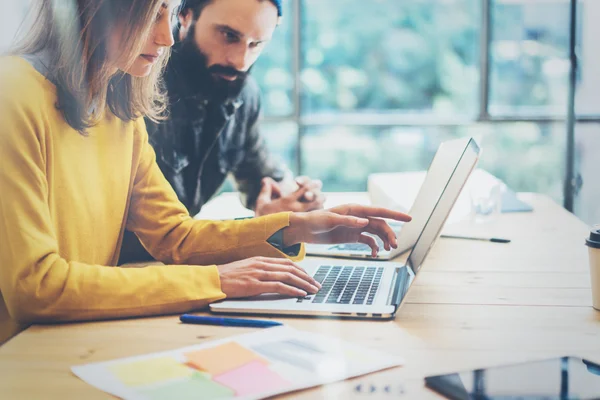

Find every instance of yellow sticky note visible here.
[185,342,268,376]
[109,357,194,387]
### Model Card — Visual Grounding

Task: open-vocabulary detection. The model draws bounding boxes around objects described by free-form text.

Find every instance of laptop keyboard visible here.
[297,266,384,306]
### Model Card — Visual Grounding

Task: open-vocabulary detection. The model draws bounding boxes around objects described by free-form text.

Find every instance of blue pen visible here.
[180,314,283,328]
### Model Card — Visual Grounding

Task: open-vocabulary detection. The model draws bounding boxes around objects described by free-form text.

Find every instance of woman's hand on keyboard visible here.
[283,204,412,257]
[217,257,322,298]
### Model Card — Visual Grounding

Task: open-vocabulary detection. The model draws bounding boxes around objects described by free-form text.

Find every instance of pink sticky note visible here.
[213,360,290,397]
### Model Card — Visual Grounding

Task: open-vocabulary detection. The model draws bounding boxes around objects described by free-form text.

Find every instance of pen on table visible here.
[180,314,283,328]
[440,234,511,244]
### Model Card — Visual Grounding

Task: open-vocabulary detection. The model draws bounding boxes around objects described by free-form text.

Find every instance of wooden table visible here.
[0,194,598,399]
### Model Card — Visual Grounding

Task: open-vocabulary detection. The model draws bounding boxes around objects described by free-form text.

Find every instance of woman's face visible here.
[110,1,179,77]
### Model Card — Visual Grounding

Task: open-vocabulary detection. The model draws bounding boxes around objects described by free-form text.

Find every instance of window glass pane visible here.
[466,123,565,204]
[253,0,294,117]
[490,0,570,116]
[575,123,600,225]
[301,0,480,116]
[491,0,600,117]
[302,123,564,205]
[576,1,600,116]
[301,126,458,191]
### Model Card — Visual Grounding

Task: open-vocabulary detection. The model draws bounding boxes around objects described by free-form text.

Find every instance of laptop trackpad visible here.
[240,294,297,302]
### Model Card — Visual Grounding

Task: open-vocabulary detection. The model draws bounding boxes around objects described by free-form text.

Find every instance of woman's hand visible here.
[217,257,322,298]
[283,204,412,257]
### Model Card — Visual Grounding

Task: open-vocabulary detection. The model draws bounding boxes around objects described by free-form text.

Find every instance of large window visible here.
[252,0,599,223]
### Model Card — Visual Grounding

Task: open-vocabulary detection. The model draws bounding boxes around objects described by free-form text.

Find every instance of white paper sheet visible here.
[72,326,403,400]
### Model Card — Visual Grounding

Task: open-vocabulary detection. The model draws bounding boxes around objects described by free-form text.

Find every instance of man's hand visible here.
[217,257,322,298]
[255,177,325,216]
[283,205,412,258]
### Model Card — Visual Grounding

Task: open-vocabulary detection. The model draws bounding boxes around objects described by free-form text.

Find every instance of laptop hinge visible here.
[390,266,409,309]
[387,267,401,306]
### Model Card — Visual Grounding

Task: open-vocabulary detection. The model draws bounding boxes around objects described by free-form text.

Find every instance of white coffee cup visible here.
[585,225,600,311]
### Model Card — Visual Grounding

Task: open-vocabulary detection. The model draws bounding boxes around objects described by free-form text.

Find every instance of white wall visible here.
[0,1,31,53]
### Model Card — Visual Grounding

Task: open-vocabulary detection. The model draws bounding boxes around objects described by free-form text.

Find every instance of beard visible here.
[179,23,250,103]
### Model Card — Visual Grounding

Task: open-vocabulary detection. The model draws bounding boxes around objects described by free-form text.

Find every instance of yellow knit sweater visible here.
[0,57,303,342]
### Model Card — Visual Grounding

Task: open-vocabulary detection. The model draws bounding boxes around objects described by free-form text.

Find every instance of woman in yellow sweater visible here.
[0,0,409,340]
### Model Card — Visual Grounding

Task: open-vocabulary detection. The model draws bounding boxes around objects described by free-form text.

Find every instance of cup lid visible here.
[586,225,600,249]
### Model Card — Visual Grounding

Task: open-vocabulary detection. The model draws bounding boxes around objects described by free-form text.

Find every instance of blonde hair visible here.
[12,0,170,133]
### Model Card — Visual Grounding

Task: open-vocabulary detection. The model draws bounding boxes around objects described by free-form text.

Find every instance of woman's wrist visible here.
[282,212,307,247]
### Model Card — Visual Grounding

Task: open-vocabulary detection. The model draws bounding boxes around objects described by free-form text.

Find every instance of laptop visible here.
[210,138,480,319]
[305,137,478,260]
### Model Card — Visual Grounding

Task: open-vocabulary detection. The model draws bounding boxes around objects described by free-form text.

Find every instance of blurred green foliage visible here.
[253,0,571,204]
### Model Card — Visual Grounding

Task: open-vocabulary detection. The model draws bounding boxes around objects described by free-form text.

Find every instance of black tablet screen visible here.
[425,357,600,400]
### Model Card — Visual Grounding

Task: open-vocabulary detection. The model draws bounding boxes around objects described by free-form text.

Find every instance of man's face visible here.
[181,0,278,92]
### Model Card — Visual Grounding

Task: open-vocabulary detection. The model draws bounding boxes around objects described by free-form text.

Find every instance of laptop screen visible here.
[406,138,480,276]
[395,137,478,254]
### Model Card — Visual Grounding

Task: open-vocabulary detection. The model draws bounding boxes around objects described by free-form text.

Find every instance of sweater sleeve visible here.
[0,79,227,324]
[126,118,306,266]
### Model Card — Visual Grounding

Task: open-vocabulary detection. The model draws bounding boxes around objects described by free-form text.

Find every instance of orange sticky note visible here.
[184,342,268,376]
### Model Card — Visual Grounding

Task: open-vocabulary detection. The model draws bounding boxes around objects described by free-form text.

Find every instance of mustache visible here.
[207,64,247,80]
